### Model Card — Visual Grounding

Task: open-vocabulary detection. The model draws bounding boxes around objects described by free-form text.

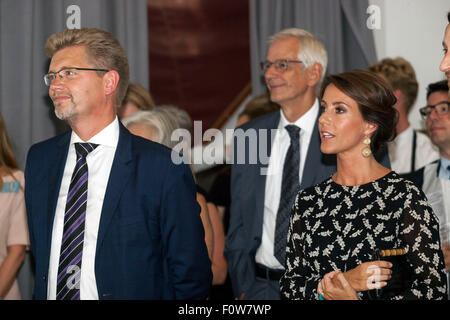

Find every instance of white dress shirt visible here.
[255,100,319,270]
[388,126,439,174]
[47,117,119,300]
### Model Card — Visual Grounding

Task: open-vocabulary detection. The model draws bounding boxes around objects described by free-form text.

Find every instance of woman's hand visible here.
[343,260,392,291]
[319,270,359,300]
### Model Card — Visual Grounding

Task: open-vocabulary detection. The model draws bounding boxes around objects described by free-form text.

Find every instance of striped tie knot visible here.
[75,142,98,159]
[285,125,300,143]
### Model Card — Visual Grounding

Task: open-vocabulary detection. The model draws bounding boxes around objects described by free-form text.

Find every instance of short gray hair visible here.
[121,110,179,148]
[156,105,193,134]
[269,28,328,89]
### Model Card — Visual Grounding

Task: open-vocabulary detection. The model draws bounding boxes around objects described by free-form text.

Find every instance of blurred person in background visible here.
[0,113,29,299]
[117,82,155,119]
[407,80,450,299]
[369,57,439,175]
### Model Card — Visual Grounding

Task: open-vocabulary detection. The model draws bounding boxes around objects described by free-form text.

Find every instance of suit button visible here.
[42,275,47,281]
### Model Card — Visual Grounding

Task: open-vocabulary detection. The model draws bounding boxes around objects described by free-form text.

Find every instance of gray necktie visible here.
[274,125,300,266]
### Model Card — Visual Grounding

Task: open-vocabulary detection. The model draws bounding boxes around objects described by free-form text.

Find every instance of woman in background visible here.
[118,82,156,119]
[0,113,29,299]
[280,71,447,300]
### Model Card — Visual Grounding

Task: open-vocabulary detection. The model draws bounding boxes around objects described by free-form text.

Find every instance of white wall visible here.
[369,0,449,130]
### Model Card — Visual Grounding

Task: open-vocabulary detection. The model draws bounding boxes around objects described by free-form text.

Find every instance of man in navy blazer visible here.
[25,28,211,300]
[224,28,389,300]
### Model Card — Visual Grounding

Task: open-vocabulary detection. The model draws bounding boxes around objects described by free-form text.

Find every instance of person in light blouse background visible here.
[0,113,29,300]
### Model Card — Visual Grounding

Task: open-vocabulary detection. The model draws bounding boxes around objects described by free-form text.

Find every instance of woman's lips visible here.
[320,131,335,139]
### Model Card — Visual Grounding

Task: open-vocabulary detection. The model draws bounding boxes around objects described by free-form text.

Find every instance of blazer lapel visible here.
[96,123,133,253]
[46,132,71,252]
[300,110,321,189]
[253,112,279,237]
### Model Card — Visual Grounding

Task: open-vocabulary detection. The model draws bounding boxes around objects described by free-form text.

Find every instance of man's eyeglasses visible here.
[44,67,109,86]
[419,101,450,119]
[260,59,303,73]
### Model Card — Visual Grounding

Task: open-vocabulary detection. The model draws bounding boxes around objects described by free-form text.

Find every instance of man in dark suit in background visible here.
[406,13,450,298]
[225,28,389,300]
[25,28,211,300]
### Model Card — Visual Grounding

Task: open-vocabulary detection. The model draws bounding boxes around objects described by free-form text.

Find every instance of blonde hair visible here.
[0,113,19,186]
[368,57,418,113]
[45,28,130,107]
[269,28,328,89]
[122,110,179,149]
[156,105,193,135]
[122,83,156,111]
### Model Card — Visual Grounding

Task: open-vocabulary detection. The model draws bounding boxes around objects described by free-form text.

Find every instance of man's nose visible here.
[428,107,441,121]
[265,63,280,79]
[49,74,64,89]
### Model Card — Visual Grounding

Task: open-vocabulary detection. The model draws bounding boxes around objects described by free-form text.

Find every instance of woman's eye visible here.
[335,106,346,114]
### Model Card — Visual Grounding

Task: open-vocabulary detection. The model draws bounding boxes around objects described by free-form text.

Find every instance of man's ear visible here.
[393,89,403,106]
[103,70,120,96]
[306,62,322,87]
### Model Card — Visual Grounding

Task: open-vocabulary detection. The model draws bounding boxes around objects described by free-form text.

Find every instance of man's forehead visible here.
[428,91,450,103]
[49,46,87,70]
[267,37,300,57]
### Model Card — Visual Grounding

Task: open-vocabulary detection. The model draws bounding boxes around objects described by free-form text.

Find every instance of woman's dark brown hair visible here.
[320,70,398,154]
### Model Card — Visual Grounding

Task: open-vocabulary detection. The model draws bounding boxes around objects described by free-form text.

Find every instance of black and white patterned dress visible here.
[280,171,447,300]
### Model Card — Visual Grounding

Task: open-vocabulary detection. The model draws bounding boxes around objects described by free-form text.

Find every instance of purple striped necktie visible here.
[56,142,98,300]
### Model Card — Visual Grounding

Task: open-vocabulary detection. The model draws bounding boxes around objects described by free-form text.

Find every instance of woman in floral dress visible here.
[280,71,447,300]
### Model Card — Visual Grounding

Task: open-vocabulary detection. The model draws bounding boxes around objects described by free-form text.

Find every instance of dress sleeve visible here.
[392,182,447,300]
[7,171,30,247]
[280,192,322,300]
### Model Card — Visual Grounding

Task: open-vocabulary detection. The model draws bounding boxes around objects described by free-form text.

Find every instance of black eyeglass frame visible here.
[44,67,110,86]
[419,101,450,119]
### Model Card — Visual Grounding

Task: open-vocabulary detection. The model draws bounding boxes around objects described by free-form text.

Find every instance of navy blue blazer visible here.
[25,122,212,300]
[224,109,390,297]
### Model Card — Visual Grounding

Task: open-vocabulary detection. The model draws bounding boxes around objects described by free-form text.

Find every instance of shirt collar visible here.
[278,99,319,135]
[392,125,412,146]
[70,116,120,148]
[439,156,450,179]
